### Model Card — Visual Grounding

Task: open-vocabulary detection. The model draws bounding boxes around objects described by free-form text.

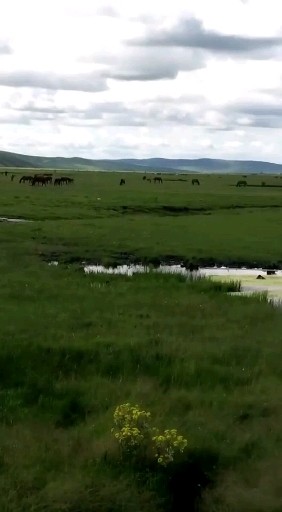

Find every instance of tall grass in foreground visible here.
[0,264,281,511]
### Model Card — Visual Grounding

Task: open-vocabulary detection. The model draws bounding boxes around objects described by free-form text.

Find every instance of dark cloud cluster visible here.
[224,99,282,129]
[128,17,282,58]
[0,70,107,92]
[107,46,204,81]
[80,16,282,86]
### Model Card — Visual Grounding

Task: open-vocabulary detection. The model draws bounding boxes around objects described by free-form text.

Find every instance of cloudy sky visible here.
[1,0,282,161]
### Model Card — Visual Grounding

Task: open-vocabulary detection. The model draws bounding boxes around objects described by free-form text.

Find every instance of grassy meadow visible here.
[2,170,282,267]
[0,169,282,511]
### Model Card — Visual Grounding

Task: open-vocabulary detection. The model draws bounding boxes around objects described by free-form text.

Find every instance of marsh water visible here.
[84,264,282,304]
[0,217,31,223]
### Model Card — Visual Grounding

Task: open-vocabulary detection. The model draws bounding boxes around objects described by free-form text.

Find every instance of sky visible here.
[1,0,282,161]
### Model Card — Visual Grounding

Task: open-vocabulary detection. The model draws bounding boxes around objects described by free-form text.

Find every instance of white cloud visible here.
[0,0,282,161]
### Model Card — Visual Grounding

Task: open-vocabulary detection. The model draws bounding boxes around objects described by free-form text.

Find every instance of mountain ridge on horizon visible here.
[0,149,282,174]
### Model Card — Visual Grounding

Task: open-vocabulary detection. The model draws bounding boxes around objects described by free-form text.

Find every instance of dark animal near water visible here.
[256,275,265,280]
[192,179,200,186]
[154,177,162,184]
[120,179,125,186]
[236,180,247,187]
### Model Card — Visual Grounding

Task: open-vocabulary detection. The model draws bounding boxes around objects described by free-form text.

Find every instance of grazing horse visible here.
[54,176,73,186]
[154,177,162,184]
[59,176,73,185]
[192,179,200,186]
[31,176,49,186]
[19,175,33,184]
[60,177,69,185]
[236,180,247,187]
[143,176,147,180]
[120,179,125,185]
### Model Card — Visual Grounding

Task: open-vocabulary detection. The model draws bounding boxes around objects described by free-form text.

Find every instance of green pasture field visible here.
[1,169,282,267]
[0,169,282,511]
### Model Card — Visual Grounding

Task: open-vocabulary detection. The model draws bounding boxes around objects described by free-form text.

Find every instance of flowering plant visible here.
[152,429,188,466]
[112,403,187,466]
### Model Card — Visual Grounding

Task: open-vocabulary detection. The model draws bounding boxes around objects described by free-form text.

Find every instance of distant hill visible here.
[0,150,282,174]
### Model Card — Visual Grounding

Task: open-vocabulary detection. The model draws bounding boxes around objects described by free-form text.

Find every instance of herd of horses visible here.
[142,176,163,184]
[2,171,254,189]
[142,176,200,185]
[120,176,165,185]
[19,174,74,186]
[119,176,201,186]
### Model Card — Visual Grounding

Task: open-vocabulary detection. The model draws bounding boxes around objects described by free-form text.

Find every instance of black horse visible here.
[19,175,33,184]
[32,176,49,186]
[120,179,125,186]
[154,177,162,184]
[54,177,73,186]
[192,179,200,186]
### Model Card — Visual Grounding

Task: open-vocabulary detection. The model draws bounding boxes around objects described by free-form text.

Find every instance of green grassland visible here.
[2,170,282,267]
[0,170,282,511]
